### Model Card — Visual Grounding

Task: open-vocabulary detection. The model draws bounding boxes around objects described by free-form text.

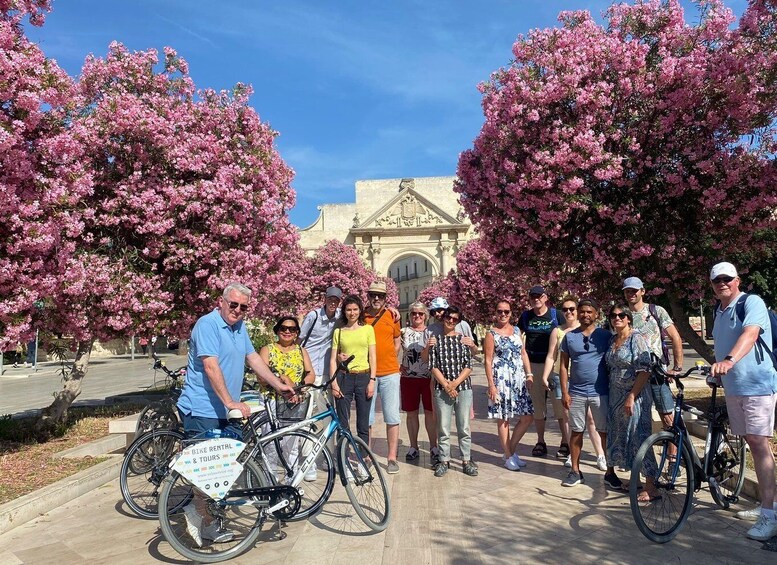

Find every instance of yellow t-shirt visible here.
[331,325,376,373]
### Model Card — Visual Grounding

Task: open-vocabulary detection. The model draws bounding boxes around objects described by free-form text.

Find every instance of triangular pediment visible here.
[355,187,463,230]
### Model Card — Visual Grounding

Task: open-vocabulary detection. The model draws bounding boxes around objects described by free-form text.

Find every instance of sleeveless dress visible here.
[605,332,655,473]
[487,327,534,419]
[265,343,308,417]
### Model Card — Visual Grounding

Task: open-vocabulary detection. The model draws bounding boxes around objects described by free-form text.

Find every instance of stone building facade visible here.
[298,176,474,311]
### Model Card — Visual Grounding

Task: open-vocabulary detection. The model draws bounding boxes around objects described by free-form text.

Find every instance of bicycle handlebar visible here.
[291,355,355,394]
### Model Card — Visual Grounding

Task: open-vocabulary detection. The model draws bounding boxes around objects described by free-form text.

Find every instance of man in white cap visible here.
[709,261,777,541]
[622,276,684,435]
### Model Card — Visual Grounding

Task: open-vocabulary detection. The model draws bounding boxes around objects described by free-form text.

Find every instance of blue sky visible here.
[27,0,748,228]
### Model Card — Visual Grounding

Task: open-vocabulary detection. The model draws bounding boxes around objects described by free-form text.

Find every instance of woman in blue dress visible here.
[604,303,657,500]
[484,300,535,471]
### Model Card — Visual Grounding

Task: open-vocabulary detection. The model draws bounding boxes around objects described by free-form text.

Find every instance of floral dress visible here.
[487,327,534,419]
[606,332,655,473]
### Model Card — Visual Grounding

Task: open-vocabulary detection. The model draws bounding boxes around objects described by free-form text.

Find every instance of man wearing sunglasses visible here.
[364,280,403,474]
[559,299,610,487]
[622,276,684,435]
[179,283,294,433]
[709,262,777,541]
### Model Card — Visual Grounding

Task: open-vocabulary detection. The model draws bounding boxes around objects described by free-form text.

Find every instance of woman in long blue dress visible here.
[605,303,657,500]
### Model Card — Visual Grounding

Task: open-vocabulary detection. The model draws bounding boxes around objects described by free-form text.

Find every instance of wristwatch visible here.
[724,355,736,363]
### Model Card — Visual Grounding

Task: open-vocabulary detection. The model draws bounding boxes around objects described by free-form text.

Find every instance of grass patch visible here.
[0,403,145,505]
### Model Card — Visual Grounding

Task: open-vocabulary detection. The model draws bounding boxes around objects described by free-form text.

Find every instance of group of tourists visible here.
[176,259,777,543]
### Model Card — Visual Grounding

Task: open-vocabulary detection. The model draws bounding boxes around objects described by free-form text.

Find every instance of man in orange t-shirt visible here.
[364,280,402,474]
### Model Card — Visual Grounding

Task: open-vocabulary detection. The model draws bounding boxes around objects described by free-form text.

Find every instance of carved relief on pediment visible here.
[374,193,444,228]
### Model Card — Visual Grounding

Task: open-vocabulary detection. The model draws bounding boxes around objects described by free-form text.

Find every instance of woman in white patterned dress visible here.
[485,300,535,471]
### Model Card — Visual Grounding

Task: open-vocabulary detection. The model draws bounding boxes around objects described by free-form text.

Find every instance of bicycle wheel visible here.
[629,431,694,543]
[134,400,178,440]
[258,429,335,521]
[708,421,746,509]
[339,434,391,532]
[120,428,186,519]
[158,459,268,563]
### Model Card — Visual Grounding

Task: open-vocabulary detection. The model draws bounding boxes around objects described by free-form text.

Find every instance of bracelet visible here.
[369,377,376,381]
[525,372,534,377]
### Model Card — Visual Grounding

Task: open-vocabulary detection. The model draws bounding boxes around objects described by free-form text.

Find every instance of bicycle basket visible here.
[273,396,309,422]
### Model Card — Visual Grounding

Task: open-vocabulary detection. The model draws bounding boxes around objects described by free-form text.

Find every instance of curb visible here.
[0,456,121,535]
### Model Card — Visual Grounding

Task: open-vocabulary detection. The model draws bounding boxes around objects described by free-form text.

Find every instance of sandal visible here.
[556,443,570,458]
[532,442,548,457]
[637,489,662,502]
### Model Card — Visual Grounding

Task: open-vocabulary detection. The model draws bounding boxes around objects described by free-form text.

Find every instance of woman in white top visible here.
[541,296,606,469]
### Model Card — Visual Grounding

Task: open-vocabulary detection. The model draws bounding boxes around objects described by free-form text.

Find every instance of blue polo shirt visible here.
[712,293,777,397]
[178,309,255,419]
[560,328,610,396]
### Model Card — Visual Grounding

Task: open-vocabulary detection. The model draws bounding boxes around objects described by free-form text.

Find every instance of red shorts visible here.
[400,377,432,412]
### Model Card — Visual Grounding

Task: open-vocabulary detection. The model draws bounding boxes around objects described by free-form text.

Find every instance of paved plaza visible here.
[1,358,775,564]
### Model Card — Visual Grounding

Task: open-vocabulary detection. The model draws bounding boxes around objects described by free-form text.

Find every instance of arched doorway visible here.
[387,254,437,325]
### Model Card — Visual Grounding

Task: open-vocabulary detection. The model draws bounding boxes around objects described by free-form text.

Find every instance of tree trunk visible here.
[39,339,94,428]
[666,290,715,363]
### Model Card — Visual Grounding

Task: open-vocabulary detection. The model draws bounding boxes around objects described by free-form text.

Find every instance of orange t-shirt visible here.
[363,309,400,376]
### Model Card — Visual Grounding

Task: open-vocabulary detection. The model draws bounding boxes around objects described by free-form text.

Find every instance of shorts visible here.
[650,381,675,415]
[400,376,433,412]
[725,393,777,437]
[568,394,608,433]
[178,411,228,439]
[529,361,565,420]
[369,372,401,426]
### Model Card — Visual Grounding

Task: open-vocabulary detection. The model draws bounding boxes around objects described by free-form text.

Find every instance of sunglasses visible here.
[583,335,590,351]
[368,293,386,299]
[562,307,576,313]
[609,312,628,320]
[445,315,460,322]
[226,300,249,313]
[712,276,735,284]
[529,293,543,299]
[278,325,299,334]
[410,312,425,316]
[496,309,511,315]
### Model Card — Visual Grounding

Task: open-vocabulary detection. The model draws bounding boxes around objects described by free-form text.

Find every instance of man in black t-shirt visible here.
[518,285,566,458]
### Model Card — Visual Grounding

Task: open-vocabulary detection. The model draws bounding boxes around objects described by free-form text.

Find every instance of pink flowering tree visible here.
[456,0,777,360]
[417,274,456,309]
[0,13,306,427]
[0,0,89,350]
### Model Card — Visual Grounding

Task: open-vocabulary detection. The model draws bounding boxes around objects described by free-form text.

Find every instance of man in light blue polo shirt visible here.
[177,282,293,546]
[710,262,777,541]
[559,298,610,488]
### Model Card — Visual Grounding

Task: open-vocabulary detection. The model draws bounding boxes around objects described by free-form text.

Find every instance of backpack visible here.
[646,303,670,366]
[714,293,777,370]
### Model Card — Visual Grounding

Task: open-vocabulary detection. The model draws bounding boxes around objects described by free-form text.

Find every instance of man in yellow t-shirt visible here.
[363,281,402,474]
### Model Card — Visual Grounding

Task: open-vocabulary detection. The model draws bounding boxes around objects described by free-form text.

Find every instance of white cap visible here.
[710,262,738,280]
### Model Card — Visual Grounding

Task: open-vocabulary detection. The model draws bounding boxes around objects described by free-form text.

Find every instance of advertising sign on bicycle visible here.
[171,438,246,500]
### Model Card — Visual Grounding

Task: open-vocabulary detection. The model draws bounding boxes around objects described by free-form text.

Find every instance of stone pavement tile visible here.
[326,548,383,564]
[10,541,84,564]
[382,546,433,564]
[0,550,22,565]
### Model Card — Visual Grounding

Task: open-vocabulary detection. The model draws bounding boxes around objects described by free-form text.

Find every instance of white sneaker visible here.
[736,505,762,521]
[201,521,234,543]
[596,455,608,471]
[182,503,203,548]
[504,454,521,471]
[747,513,777,541]
[513,454,528,468]
[564,455,572,468]
[304,463,318,482]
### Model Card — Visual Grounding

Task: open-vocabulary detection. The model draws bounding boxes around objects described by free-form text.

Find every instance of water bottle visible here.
[549,374,562,400]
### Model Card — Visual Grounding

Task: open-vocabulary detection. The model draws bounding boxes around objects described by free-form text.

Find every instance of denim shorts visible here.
[369,372,401,426]
[650,381,675,415]
[179,410,228,439]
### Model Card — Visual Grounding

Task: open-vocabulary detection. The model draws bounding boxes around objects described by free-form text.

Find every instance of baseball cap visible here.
[710,262,738,280]
[325,286,342,299]
[429,297,449,310]
[528,285,546,296]
[622,277,644,290]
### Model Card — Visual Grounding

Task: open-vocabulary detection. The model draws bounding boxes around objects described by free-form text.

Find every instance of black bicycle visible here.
[630,362,746,543]
[133,353,186,440]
